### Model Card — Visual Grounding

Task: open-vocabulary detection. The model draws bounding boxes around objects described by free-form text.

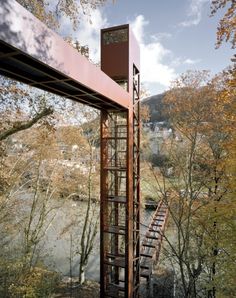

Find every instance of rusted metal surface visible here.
[100,110,128,297]
[99,108,140,297]
[132,65,141,297]
[100,24,141,298]
[0,1,143,297]
[100,110,109,295]
[101,24,140,94]
[0,0,131,110]
[127,107,135,297]
[101,25,129,84]
[128,30,140,94]
[140,200,169,282]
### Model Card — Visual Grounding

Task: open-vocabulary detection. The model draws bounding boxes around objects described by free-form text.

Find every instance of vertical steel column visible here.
[101,110,109,296]
[132,65,141,297]
[127,108,134,297]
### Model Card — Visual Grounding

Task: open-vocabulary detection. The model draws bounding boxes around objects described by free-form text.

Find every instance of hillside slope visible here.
[141,93,167,123]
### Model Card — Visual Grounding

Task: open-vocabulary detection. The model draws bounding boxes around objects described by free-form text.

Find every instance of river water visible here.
[41,199,154,281]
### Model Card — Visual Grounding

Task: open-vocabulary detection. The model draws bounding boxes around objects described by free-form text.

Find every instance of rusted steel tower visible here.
[100,25,141,297]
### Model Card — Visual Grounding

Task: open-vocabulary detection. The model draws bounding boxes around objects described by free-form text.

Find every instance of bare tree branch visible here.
[0,107,53,141]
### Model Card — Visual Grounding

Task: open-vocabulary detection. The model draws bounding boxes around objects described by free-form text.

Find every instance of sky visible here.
[60,0,234,96]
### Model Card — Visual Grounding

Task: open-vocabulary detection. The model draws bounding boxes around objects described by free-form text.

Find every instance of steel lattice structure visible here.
[100,25,141,297]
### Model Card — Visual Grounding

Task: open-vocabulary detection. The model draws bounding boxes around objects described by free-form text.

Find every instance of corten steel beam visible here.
[0,0,131,110]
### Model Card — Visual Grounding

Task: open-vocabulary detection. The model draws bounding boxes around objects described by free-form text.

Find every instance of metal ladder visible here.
[140,201,169,282]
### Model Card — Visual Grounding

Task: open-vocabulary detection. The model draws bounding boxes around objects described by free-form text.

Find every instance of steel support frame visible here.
[100,66,140,298]
[0,3,141,296]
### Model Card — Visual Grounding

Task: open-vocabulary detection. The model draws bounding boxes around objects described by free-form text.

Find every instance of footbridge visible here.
[140,201,169,282]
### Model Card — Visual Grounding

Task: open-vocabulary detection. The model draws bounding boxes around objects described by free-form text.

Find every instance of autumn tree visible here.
[49,108,100,285]
[0,122,63,297]
[16,0,110,32]
[211,0,236,49]
[0,103,102,294]
[210,3,236,292]
[205,67,236,297]
[143,70,235,297]
[76,109,100,284]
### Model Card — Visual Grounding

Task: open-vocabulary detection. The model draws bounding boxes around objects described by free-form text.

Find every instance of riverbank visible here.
[54,279,99,298]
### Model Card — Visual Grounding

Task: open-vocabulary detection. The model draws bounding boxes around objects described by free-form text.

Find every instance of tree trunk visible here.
[79,263,85,284]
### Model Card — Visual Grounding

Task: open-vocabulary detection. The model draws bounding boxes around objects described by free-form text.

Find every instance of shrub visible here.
[0,259,60,298]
